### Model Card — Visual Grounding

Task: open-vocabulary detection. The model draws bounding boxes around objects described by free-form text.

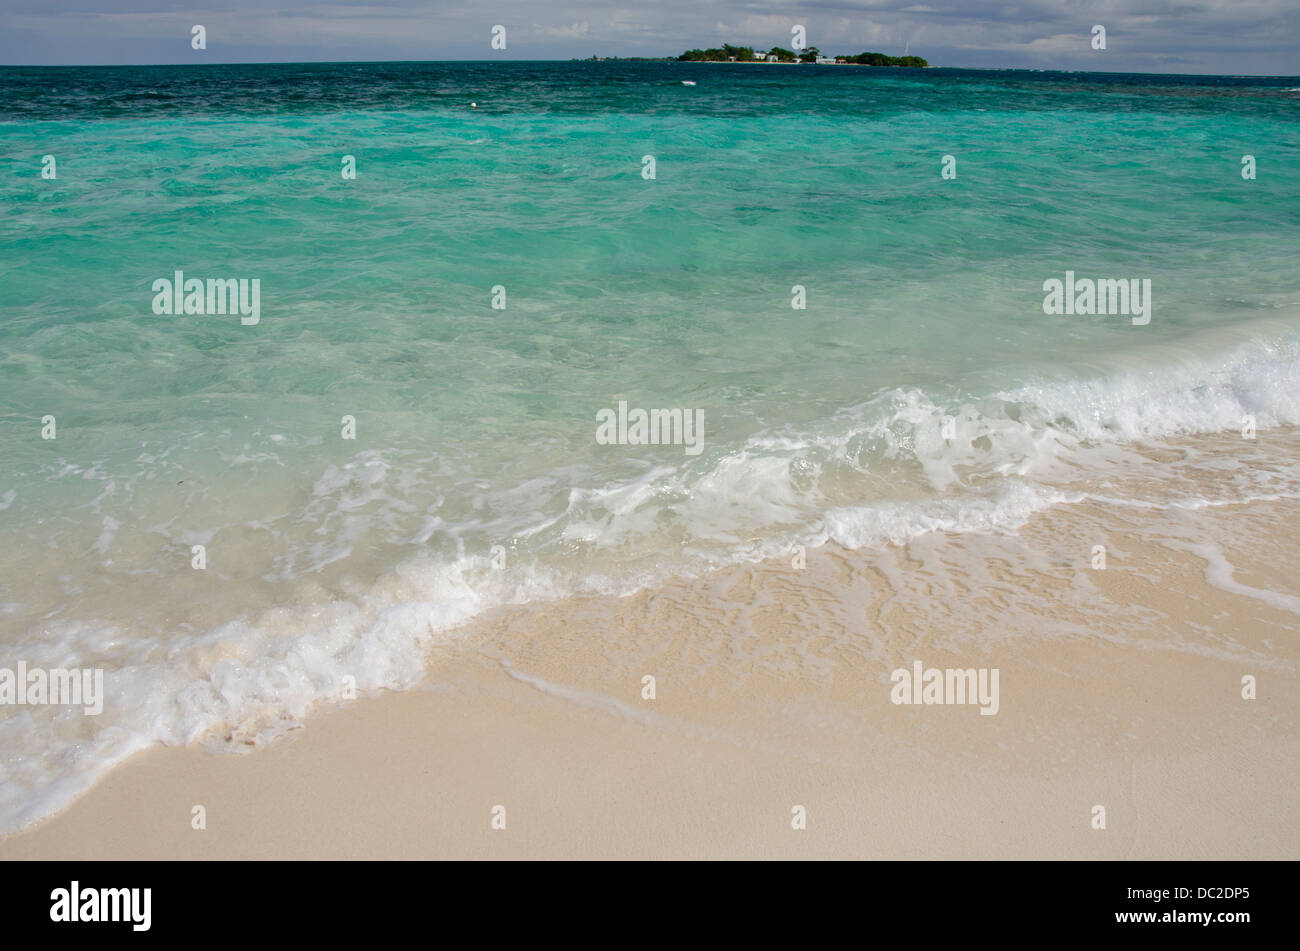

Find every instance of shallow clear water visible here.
[1,61,1298,830]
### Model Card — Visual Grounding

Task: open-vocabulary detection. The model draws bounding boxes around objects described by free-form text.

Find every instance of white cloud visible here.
[1,0,1297,72]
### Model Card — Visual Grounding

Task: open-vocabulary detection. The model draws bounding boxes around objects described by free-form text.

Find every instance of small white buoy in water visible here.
[471,102,477,108]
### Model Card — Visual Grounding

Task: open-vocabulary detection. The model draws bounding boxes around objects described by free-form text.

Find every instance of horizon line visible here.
[1,58,1297,79]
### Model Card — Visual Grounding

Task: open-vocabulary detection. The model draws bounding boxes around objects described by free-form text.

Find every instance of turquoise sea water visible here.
[1,62,1299,830]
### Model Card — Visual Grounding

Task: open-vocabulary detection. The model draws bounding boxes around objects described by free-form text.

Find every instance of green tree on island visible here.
[849,51,929,67]
[679,45,756,62]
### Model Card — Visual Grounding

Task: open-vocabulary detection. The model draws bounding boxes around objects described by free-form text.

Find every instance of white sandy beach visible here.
[3,476,1296,859]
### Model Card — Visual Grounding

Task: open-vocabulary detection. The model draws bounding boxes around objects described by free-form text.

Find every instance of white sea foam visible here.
[3,325,1300,832]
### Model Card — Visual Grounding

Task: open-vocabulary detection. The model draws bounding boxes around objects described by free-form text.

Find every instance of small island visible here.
[676,44,928,67]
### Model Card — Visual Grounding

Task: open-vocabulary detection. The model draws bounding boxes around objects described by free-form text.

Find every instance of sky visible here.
[1,0,1297,75]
